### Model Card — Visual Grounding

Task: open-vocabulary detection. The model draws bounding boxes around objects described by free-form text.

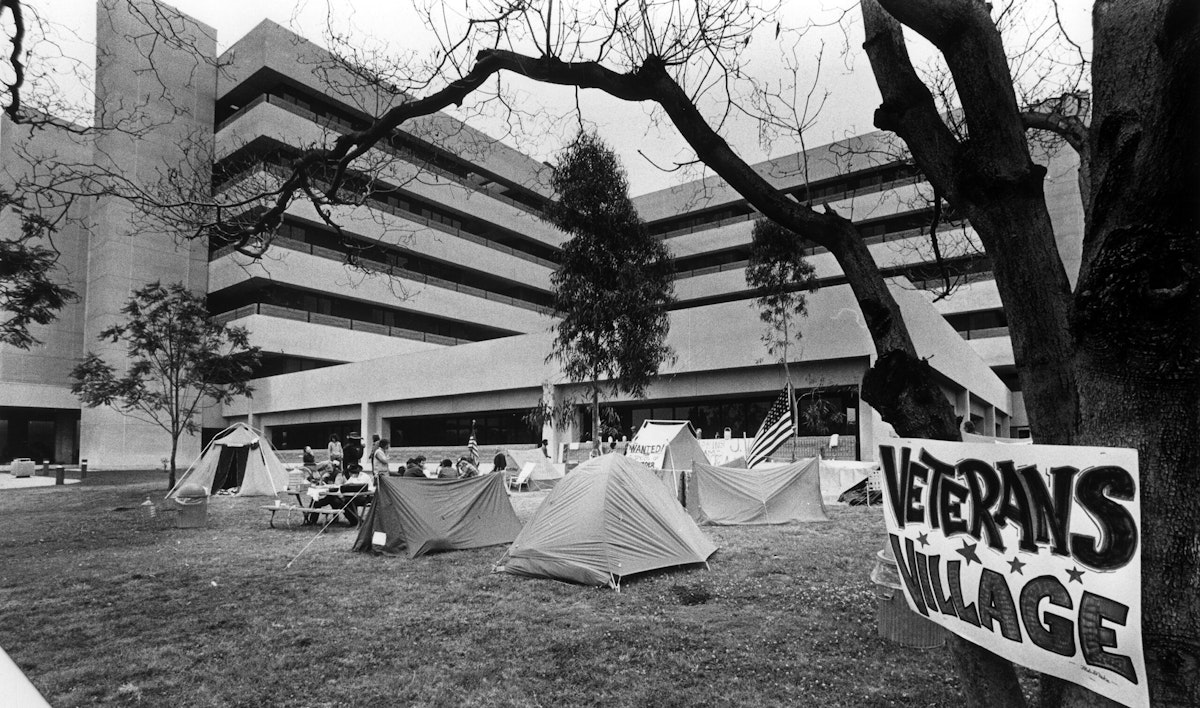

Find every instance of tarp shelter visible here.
[687,459,829,524]
[819,460,878,505]
[502,448,563,490]
[625,420,709,471]
[167,423,288,498]
[495,454,717,589]
[353,473,522,558]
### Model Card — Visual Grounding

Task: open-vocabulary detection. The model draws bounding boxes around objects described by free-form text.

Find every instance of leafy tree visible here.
[70,282,261,488]
[546,131,675,450]
[745,217,818,382]
[0,190,76,349]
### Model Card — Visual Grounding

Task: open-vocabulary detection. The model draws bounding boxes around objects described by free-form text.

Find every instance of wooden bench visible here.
[262,504,343,528]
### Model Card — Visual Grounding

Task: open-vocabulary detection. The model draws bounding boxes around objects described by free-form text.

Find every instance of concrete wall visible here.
[215,102,564,248]
[81,0,217,469]
[209,247,550,335]
[216,20,552,197]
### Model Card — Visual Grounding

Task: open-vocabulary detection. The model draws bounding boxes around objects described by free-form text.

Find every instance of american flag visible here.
[467,420,479,464]
[746,384,796,468]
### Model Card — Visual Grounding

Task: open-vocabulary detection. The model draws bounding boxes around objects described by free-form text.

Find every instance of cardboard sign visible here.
[880,439,1146,708]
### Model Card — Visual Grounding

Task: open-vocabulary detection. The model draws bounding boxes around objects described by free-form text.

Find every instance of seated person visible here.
[306,465,372,526]
[457,457,480,479]
[403,458,426,477]
[436,458,457,479]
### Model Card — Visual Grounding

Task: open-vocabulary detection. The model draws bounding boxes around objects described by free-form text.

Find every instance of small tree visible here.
[547,131,675,451]
[746,217,819,382]
[0,191,77,349]
[70,282,261,487]
[746,217,818,458]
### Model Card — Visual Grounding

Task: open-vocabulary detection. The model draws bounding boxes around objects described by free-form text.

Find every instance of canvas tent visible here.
[353,473,522,558]
[501,448,563,490]
[687,459,829,524]
[495,454,717,589]
[625,420,709,471]
[167,423,288,498]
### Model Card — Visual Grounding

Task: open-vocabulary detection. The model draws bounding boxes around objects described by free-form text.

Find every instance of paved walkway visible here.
[0,474,80,490]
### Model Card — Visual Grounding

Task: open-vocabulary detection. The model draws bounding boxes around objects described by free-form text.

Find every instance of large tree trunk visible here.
[1068,4,1200,705]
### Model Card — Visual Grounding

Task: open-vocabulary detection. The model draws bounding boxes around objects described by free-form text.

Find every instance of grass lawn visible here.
[0,470,998,707]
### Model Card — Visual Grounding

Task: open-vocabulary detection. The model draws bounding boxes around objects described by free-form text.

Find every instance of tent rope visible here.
[285,485,371,569]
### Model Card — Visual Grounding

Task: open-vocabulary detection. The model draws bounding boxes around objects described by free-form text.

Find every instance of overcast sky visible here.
[24,1,1091,196]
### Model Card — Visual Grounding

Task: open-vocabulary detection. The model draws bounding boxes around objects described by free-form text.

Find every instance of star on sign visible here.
[955,540,981,565]
[1066,566,1085,583]
[1007,557,1026,575]
[917,532,930,548]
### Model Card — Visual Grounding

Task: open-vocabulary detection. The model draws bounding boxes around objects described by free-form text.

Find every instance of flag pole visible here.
[788,381,798,462]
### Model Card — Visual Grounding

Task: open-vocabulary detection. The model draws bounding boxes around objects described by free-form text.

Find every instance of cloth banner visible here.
[699,438,750,466]
[880,439,1146,708]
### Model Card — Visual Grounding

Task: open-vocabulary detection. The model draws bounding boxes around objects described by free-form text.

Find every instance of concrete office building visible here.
[0,0,1081,468]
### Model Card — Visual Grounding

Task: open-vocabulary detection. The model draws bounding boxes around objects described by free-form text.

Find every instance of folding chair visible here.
[507,462,536,492]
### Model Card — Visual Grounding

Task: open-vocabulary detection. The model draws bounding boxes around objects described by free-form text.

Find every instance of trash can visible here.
[871,542,945,648]
[174,483,209,529]
[11,458,34,478]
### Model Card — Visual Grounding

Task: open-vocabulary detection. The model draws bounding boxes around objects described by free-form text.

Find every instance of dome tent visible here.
[495,454,717,589]
[167,423,289,498]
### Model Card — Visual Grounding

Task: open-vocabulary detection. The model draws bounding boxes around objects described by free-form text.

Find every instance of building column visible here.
[360,401,373,448]
[984,406,997,438]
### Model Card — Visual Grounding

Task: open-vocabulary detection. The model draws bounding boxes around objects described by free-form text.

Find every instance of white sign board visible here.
[880,439,1146,708]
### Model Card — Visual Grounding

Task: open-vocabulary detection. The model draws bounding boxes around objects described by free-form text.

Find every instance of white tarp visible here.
[0,645,50,707]
[880,439,1146,708]
[818,459,877,504]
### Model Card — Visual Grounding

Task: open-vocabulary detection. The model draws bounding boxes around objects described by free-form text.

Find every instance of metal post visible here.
[42,459,50,476]
[55,465,65,485]
[80,460,88,480]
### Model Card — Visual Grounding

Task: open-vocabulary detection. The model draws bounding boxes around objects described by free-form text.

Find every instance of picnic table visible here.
[263,486,373,529]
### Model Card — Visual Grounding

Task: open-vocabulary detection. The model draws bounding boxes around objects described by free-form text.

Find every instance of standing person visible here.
[539,439,550,459]
[342,432,364,473]
[372,438,391,476]
[492,450,508,474]
[326,434,343,468]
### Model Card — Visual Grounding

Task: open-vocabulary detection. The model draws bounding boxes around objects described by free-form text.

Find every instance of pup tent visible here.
[353,473,522,558]
[167,422,288,498]
[625,420,709,472]
[500,448,563,490]
[686,459,829,525]
[495,453,717,589]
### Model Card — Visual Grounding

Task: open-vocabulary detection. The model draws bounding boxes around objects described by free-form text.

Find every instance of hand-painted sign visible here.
[880,439,1146,708]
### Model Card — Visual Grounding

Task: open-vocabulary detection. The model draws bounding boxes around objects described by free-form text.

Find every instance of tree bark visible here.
[1071,4,1200,705]
[169,435,178,490]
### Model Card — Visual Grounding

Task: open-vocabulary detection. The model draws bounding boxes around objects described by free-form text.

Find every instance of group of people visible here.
[401,455,479,479]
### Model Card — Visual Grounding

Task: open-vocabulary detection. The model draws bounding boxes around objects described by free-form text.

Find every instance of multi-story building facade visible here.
[0,0,1079,468]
